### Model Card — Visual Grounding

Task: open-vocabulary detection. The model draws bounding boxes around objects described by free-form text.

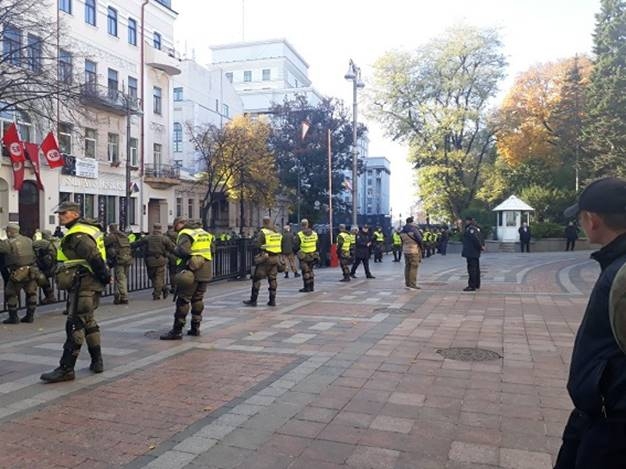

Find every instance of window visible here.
[3,25,21,66]
[59,0,72,14]
[84,60,97,91]
[222,104,229,118]
[107,7,118,36]
[173,87,183,101]
[187,199,194,219]
[129,137,138,166]
[153,32,161,50]
[107,133,119,162]
[153,86,162,114]
[505,211,517,227]
[128,76,137,99]
[84,128,96,158]
[128,197,136,225]
[225,72,233,83]
[262,69,270,81]
[84,194,95,219]
[26,34,42,72]
[127,18,137,45]
[84,0,96,25]
[153,143,162,166]
[59,123,72,154]
[243,70,252,82]
[59,49,72,83]
[107,68,118,99]
[176,197,182,217]
[173,123,182,152]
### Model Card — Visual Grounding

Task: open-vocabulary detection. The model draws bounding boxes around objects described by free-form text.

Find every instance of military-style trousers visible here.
[60,284,102,369]
[299,256,316,290]
[5,277,38,317]
[147,265,166,299]
[404,253,421,288]
[113,264,129,302]
[392,246,402,262]
[373,243,383,262]
[339,254,352,277]
[466,257,481,289]
[174,280,208,328]
[249,256,278,302]
[283,253,298,273]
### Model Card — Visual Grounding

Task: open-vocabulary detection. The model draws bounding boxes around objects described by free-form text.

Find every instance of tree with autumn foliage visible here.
[367,25,506,221]
[190,115,278,229]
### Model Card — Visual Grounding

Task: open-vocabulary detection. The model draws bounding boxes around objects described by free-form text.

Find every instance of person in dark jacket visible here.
[349,225,375,279]
[565,221,579,251]
[555,177,626,468]
[518,222,531,253]
[280,225,300,279]
[461,217,483,291]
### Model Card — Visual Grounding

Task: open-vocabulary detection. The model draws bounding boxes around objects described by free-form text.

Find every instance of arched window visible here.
[173,122,182,152]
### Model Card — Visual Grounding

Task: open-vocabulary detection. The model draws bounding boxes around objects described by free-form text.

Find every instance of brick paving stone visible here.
[296,405,338,423]
[370,415,414,434]
[332,410,375,428]
[300,439,356,464]
[389,391,426,407]
[499,447,553,469]
[347,445,401,468]
[448,441,498,465]
[277,419,326,438]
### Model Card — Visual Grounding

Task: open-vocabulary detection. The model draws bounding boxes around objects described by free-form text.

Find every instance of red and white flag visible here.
[2,123,25,190]
[40,131,64,169]
[24,142,44,191]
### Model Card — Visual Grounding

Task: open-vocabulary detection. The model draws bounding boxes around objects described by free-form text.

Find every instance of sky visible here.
[173,0,600,221]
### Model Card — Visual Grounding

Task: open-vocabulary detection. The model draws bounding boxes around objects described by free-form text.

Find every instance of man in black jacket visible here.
[518,222,531,253]
[350,225,375,279]
[555,177,626,468]
[461,217,483,292]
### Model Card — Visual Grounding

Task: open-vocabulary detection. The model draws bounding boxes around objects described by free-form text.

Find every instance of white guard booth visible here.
[492,195,534,242]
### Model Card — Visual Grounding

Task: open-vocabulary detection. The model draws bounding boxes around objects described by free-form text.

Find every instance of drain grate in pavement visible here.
[436,347,502,362]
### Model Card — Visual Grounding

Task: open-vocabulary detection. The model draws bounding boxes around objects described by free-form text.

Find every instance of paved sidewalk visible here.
[0,250,597,468]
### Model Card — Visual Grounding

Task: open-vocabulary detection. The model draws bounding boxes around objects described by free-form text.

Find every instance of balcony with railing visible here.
[144,163,180,189]
[79,83,141,116]
[145,42,182,76]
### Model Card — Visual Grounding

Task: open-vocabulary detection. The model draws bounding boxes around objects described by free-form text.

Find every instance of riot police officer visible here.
[0,224,39,324]
[165,223,178,293]
[243,216,282,306]
[104,223,132,304]
[373,226,385,262]
[160,217,215,339]
[337,224,353,282]
[41,201,111,382]
[132,223,175,300]
[461,217,483,292]
[294,219,319,292]
[391,228,402,262]
[33,229,58,304]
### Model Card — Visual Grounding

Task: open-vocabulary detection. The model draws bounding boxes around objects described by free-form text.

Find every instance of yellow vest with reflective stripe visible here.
[261,228,282,253]
[57,223,106,272]
[338,232,351,254]
[350,233,357,245]
[177,228,213,262]
[392,232,402,246]
[374,231,384,242]
[297,230,318,253]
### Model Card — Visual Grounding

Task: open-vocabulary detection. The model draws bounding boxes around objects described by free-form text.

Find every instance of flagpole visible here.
[327,129,333,243]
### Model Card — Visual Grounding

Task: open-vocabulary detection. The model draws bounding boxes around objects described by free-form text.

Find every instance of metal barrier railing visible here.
[1,239,256,313]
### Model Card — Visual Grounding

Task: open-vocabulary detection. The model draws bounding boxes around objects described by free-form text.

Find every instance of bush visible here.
[530,222,564,239]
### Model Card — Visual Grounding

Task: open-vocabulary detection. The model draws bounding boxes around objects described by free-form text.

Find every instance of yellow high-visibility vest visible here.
[57,223,106,272]
[261,228,282,253]
[338,232,351,254]
[297,230,318,253]
[350,233,357,246]
[392,232,402,246]
[374,232,384,242]
[177,228,213,263]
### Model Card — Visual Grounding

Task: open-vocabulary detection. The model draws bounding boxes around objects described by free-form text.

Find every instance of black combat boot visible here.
[162,288,169,300]
[3,310,19,324]
[41,349,76,383]
[187,320,201,336]
[340,274,350,282]
[243,288,259,307]
[284,272,289,279]
[294,272,301,277]
[20,308,35,323]
[267,290,277,307]
[309,281,314,292]
[88,345,104,373]
[160,321,183,340]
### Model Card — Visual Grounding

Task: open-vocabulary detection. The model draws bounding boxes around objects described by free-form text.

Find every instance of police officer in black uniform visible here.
[555,177,626,468]
[461,217,483,292]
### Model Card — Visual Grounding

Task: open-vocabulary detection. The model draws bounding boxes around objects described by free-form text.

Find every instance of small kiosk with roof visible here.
[492,195,534,242]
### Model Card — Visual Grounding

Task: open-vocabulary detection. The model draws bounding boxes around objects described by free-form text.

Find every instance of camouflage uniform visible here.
[165,225,178,293]
[32,229,58,304]
[132,224,175,300]
[104,224,132,304]
[161,218,215,339]
[294,219,319,293]
[41,201,111,383]
[0,224,39,324]
[243,219,282,307]
[336,225,353,282]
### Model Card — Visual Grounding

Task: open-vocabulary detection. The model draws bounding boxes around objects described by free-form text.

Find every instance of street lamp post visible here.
[344,59,364,229]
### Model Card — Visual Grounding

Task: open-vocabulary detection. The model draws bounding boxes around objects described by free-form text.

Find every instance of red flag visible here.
[40,131,64,168]
[2,123,25,162]
[25,142,44,191]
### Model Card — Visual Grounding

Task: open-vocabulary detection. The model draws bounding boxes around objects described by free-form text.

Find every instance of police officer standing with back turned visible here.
[294,218,319,292]
[160,217,215,340]
[461,216,483,292]
[243,216,282,307]
[32,229,58,305]
[0,224,39,324]
[337,224,353,282]
[165,223,178,293]
[104,223,132,304]
[40,201,111,382]
[132,223,175,300]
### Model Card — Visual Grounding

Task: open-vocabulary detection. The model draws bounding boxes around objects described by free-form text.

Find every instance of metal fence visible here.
[1,239,256,314]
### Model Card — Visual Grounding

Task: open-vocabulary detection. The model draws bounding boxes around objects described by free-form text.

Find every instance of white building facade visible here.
[358,156,391,217]
[0,0,181,235]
